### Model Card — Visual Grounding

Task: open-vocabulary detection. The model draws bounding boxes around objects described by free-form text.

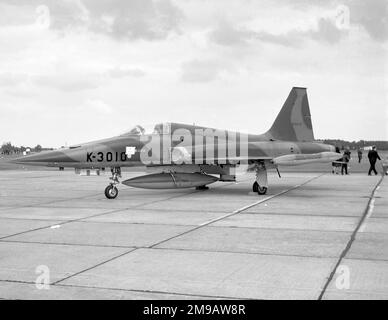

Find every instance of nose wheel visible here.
[105,167,121,199]
[105,185,118,199]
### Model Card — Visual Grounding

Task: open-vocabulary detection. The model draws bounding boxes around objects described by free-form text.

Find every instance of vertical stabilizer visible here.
[266,87,315,142]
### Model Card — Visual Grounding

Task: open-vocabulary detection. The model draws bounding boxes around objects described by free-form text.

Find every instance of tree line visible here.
[0,142,53,155]
[317,139,388,150]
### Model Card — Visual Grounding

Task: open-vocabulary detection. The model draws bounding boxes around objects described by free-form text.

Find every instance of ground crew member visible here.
[341,148,351,175]
[357,148,363,163]
[368,146,381,175]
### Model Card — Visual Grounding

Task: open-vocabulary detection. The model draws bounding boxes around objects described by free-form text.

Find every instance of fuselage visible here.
[12,125,335,169]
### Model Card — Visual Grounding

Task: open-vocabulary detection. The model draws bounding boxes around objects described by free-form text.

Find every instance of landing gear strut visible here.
[252,162,268,195]
[105,167,121,199]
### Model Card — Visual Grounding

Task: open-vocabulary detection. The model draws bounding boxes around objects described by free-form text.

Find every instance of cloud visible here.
[0,0,183,41]
[347,0,388,41]
[86,0,183,40]
[209,16,345,48]
[0,73,28,87]
[281,0,388,42]
[84,98,112,114]
[309,17,345,44]
[30,66,145,92]
[107,67,146,78]
[209,21,254,47]
[34,73,101,92]
[181,59,229,83]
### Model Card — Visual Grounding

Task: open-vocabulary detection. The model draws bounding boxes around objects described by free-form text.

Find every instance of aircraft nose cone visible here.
[11,150,70,165]
[11,153,48,165]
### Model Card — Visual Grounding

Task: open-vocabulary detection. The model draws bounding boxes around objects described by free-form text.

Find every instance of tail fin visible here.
[266,87,315,142]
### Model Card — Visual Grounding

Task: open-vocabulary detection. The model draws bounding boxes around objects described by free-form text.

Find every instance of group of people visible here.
[332,146,382,175]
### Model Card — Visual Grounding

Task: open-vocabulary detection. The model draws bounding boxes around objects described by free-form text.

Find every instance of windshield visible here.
[120,123,171,136]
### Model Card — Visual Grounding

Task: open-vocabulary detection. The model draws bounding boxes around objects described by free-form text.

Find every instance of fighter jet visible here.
[12,87,339,199]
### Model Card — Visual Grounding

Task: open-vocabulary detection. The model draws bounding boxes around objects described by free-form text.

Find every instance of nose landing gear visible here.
[105,167,121,199]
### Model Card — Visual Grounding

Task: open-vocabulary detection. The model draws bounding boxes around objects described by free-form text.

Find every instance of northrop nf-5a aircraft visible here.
[13,87,339,199]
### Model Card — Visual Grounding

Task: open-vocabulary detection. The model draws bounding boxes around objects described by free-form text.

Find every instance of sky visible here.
[0,0,387,148]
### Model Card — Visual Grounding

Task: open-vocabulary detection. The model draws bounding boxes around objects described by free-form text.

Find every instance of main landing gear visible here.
[252,162,268,195]
[105,167,121,199]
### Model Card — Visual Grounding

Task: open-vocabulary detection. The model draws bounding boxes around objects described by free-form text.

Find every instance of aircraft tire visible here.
[253,182,267,195]
[257,186,267,195]
[105,185,118,199]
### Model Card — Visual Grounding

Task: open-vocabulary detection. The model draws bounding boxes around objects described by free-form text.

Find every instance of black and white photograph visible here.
[0,0,387,305]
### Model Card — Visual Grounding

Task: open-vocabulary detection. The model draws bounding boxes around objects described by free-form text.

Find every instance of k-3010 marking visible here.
[86,152,128,163]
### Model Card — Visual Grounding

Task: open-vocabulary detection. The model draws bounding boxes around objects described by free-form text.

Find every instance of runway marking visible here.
[318,174,385,300]
[359,197,376,233]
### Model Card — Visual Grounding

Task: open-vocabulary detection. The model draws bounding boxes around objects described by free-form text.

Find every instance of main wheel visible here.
[257,186,267,195]
[105,185,118,199]
[252,181,267,195]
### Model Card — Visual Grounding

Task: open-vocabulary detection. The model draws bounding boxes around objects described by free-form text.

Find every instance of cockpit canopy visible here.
[120,123,172,136]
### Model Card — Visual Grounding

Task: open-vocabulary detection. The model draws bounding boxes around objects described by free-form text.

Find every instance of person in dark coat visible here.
[341,148,351,175]
[368,146,381,175]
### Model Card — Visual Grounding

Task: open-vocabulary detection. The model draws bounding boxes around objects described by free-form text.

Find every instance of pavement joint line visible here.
[148,173,326,249]
[334,256,388,263]
[0,183,225,241]
[240,212,362,218]
[74,220,199,227]
[55,283,251,300]
[0,217,67,222]
[317,174,385,300]
[361,216,388,220]
[0,279,247,300]
[0,279,34,285]
[51,248,137,286]
[0,172,340,297]
[23,173,323,288]
[203,225,355,233]
[33,180,243,286]
[73,179,245,224]
[231,175,325,215]
[0,239,136,249]
[3,192,103,211]
[148,245,344,260]
[0,238,346,260]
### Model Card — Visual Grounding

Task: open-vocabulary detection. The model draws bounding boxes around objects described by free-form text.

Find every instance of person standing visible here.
[357,148,363,163]
[368,146,381,175]
[341,148,351,175]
